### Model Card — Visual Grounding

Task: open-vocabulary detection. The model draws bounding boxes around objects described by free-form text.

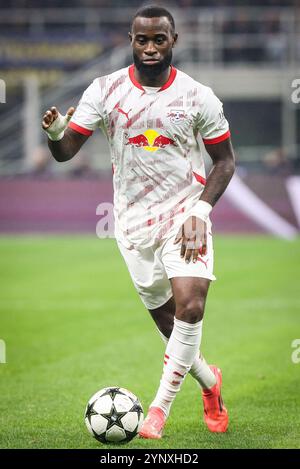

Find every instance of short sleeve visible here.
[69,79,103,136]
[196,87,230,145]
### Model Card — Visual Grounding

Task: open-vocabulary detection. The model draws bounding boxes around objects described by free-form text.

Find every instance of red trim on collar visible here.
[159,66,177,91]
[129,64,144,90]
[128,64,177,92]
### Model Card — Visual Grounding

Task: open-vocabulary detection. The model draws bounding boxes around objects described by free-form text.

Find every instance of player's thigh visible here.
[117,240,172,310]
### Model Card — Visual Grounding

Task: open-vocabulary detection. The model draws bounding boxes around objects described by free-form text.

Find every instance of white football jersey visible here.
[69,65,230,248]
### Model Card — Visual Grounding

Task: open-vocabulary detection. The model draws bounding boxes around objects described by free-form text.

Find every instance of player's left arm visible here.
[175,137,235,263]
[202,136,235,206]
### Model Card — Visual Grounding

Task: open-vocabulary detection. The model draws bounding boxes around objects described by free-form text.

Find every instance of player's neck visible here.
[134,66,171,88]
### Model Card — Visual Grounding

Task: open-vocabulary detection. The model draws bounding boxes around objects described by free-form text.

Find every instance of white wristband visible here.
[47,130,65,142]
[188,200,212,222]
[45,111,72,141]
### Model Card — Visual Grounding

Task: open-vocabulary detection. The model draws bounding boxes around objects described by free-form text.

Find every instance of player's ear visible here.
[128,32,133,43]
[172,33,178,48]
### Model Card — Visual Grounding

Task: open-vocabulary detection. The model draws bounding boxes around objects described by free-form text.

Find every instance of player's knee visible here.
[176,299,205,323]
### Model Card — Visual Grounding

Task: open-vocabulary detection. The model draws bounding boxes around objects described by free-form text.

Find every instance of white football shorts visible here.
[117,222,216,310]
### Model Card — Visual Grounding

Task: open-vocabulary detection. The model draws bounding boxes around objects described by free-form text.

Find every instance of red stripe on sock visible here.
[165,354,169,359]
[173,371,184,378]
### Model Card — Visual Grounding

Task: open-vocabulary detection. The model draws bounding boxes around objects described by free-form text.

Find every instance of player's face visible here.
[129,16,177,78]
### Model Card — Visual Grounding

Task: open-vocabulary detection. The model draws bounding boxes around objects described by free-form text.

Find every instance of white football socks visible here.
[157,326,216,390]
[151,317,203,417]
[189,353,217,389]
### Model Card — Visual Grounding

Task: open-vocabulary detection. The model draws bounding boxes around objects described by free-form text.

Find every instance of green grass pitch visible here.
[0,235,299,449]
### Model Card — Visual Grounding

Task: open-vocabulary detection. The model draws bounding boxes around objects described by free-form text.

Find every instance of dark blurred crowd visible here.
[0,0,297,66]
[0,0,296,8]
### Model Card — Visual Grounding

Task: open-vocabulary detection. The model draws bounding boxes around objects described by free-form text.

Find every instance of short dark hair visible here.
[131,5,175,35]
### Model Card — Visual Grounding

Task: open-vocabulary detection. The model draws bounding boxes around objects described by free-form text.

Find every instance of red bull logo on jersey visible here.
[125,129,177,152]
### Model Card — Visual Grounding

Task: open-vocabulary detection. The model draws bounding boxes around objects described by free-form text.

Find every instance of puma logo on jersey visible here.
[117,107,132,121]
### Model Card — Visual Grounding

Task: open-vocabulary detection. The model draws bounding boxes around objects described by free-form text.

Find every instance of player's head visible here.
[129,5,178,79]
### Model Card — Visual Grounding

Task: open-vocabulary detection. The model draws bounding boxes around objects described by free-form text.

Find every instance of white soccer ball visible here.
[84,387,144,444]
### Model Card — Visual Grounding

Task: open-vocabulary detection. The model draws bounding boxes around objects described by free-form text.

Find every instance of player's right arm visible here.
[42,106,89,162]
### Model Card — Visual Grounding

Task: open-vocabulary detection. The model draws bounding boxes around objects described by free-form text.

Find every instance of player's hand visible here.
[42,106,74,130]
[174,216,207,264]
[42,106,75,141]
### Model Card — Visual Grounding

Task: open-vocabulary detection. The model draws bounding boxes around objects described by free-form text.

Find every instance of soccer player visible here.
[42,5,235,439]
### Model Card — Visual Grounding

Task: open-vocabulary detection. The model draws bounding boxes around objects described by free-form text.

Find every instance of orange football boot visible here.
[202,365,229,432]
[139,406,166,439]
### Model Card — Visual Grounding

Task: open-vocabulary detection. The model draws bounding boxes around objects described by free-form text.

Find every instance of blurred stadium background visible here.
[0,0,299,237]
